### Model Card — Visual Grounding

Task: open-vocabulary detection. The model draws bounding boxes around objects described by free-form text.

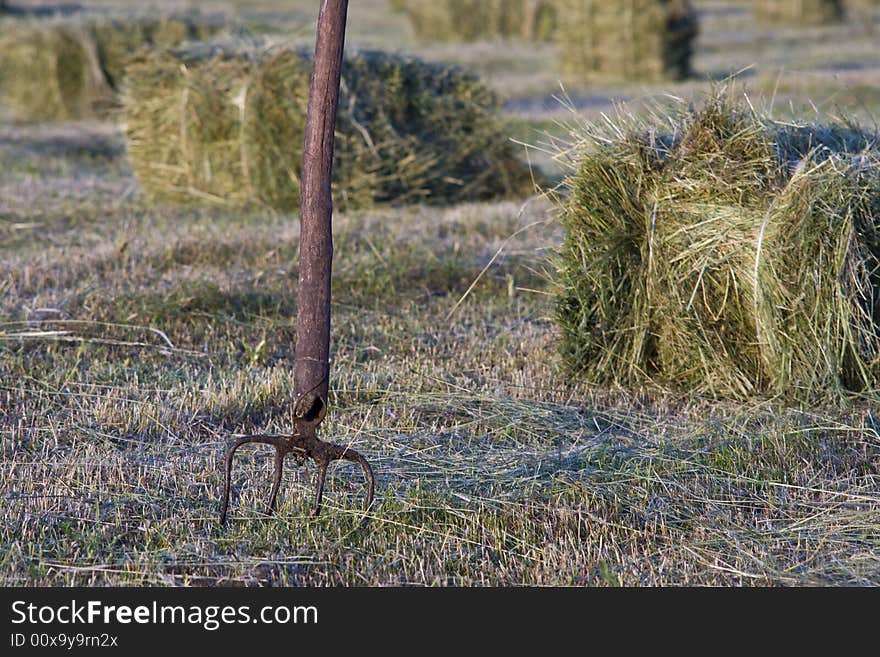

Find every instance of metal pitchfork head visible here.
[219,420,375,524]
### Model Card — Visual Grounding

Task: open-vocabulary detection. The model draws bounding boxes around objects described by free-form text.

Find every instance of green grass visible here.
[1,0,879,586]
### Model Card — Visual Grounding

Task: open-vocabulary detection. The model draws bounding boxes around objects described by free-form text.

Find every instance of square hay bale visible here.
[394,0,558,42]
[556,0,698,82]
[89,12,226,88]
[754,0,845,25]
[554,92,880,400]
[0,12,226,121]
[0,23,113,120]
[848,0,880,23]
[123,45,535,212]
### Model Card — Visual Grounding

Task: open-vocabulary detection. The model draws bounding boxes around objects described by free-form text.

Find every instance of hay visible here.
[554,91,880,400]
[556,0,698,82]
[90,13,225,88]
[848,0,880,23]
[0,13,225,121]
[754,0,845,25]
[394,0,558,42]
[0,23,113,120]
[124,45,535,212]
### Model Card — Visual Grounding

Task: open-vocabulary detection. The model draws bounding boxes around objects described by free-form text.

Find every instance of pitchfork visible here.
[220,0,374,524]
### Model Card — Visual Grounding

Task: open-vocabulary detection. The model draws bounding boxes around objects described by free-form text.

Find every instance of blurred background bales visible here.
[847,0,880,26]
[0,11,228,120]
[90,12,226,88]
[753,0,844,25]
[0,21,113,120]
[391,0,558,42]
[2,1,879,125]
[555,0,698,81]
[124,45,534,212]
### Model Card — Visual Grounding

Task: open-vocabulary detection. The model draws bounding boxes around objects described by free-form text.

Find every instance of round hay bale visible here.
[123,45,535,212]
[556,0,698,82]
[554,92,880,400]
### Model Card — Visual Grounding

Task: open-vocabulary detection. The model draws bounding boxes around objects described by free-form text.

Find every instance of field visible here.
[1,0,879,586]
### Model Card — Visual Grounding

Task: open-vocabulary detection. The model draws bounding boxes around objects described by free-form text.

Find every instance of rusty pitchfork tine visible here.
[268,448,287,513]
[311,441,376,517]
[221,435,293,525]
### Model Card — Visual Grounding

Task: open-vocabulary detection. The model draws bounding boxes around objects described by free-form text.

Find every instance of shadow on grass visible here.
[2,2,83,18]
[0,131,124,164]
[111,281,295,323]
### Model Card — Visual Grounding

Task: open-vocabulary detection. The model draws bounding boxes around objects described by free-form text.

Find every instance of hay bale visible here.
[0,13,225,121]
[0,23,113,120]
[395,0,558,42]
[754,0,845,25]
[90,14,224,88]
[556,0,698,82]
[554,92,880,400]
[124,45,534,212]
[848,0,880,23]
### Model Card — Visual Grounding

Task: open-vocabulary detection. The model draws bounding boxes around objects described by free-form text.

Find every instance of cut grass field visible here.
[2,121,879,585]
[1,1,880,585]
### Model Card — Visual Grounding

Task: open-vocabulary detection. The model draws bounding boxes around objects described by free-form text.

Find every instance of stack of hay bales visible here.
[753,0,845,25]
[393,0,558,42]
[556,0,698,82]
[0,13,225,121]
[124,45,534,212]
[554,92,880,400]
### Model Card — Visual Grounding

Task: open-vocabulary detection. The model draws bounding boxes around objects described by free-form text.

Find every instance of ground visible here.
[0,0,879,585]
